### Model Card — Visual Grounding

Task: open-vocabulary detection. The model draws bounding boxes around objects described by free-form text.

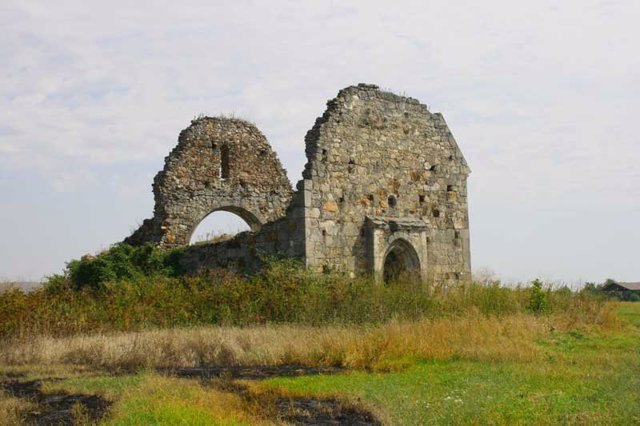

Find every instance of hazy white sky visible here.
[1,0,638,285]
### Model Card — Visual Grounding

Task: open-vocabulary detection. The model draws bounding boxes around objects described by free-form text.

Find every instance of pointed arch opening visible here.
[383,239,421,284]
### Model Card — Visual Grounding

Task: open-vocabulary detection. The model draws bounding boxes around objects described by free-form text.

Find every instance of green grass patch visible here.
[259,357,639,425]
[103,374,263,426]
[254,303,640,425]
[40,372,267,425]
[42,374,144,400]
[618,302,640,327]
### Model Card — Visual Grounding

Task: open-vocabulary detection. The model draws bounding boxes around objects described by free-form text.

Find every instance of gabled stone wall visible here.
[125,117,293,247]
[297,84,471,282]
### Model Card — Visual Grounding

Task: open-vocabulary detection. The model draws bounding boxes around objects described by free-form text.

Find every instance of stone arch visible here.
[188,205,261,244]
[213,206,261,231]
[125,117,293,247]
[383,238,421,284]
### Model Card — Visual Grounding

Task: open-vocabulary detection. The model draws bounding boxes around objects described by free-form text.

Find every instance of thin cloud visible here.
[1,0,638,282]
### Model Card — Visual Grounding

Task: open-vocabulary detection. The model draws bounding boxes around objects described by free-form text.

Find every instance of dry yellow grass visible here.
[1,299,620,373]
[0,390,35,426]
[0,311,601,372]
[0,282,17,294]
[104,374,276,425]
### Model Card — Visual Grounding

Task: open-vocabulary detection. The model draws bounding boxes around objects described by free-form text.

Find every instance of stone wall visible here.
[178,186,310,273]
[127,85,472,283]
[125,117,293,247]
[296,84,471,282]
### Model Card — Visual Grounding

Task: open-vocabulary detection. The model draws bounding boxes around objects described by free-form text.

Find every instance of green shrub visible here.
[62,243,184,291]
[528,278,549,314]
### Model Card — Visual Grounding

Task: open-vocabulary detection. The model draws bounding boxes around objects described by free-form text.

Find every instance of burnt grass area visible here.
[163,364,345,380]
[275,397,381,425]
[168,365,381,425]
[1,375,110,425]
[1,366,380,425]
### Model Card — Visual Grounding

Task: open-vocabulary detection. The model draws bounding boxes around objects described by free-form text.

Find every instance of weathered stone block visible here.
[322,201,339,212]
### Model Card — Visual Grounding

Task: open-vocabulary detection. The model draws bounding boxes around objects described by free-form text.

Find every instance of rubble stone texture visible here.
[127,84,471,283]
[125,117,293,247]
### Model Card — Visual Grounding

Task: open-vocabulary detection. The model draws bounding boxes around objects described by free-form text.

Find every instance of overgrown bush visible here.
[0,259,605,338]
[62,243,184,290]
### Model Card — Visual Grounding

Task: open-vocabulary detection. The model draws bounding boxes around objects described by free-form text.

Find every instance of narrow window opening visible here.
[339,196,345,203]
[388,195,397,208]
[419,195,425,204]
[322,229,327,237]
[433,209,440,218]
[322,149,328,162]
[348,158,355,173]
[447,185,454,192]
[368,194,374,202]
[220,145,230,179]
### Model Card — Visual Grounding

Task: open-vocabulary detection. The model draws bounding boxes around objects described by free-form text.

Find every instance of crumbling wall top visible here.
[302,83,469,180]
[126,116,293,247]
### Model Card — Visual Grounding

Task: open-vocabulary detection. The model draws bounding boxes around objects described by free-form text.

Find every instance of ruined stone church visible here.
[126,84,471,283]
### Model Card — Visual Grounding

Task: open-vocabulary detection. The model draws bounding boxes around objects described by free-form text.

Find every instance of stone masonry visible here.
[127,84,471,283]
[125,117,293,247]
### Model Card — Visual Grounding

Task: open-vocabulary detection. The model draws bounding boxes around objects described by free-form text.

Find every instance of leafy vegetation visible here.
[528,278,549,314]
[62,243,185,291]
[0,251,607,338]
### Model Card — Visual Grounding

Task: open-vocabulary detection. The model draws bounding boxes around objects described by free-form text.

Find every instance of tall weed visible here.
[0,260,605,338]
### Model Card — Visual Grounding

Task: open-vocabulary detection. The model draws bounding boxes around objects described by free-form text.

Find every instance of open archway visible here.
[189,207,260,245]
[383,239,421,284]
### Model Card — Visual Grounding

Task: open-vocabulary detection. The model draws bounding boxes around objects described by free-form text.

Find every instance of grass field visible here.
[1,302,638,425]
[256,319,640,424]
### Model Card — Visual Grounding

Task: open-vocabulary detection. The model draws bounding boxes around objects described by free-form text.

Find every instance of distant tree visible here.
[582,282,603,294]
[528,278,549,314]
[585,278,640,302]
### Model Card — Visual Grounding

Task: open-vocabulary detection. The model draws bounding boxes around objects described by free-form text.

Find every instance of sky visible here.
[1,0,638,285]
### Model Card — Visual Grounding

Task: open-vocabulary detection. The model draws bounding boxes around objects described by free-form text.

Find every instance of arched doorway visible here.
[383,239,421,284]
[189,207,259,245]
